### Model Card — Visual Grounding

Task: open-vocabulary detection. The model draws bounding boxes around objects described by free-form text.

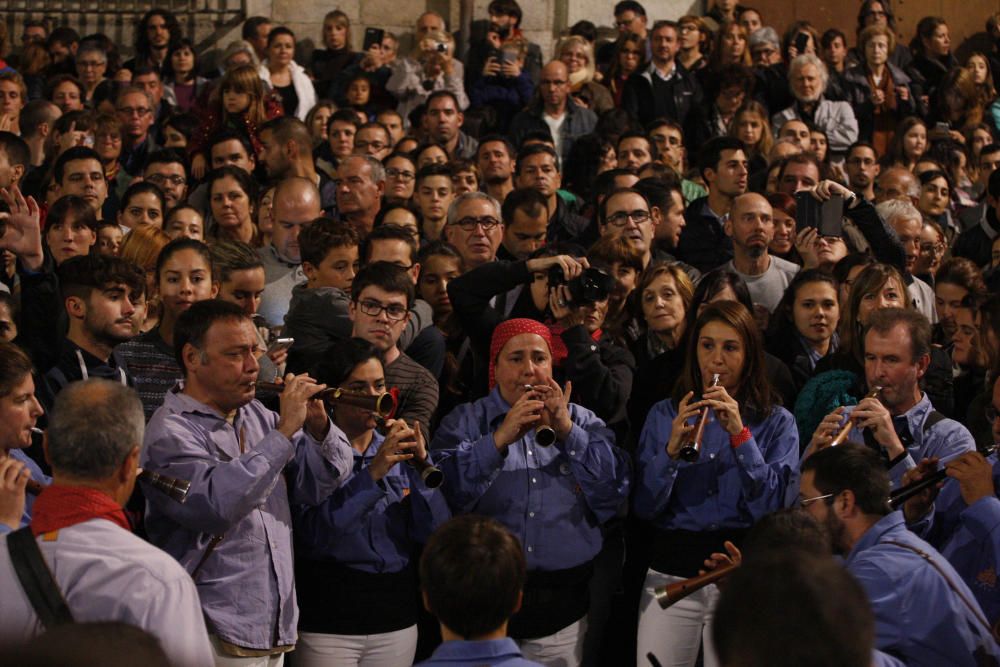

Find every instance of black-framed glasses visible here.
[606,209,651,227]
[449,216,501,231]
[386,167,415,181]
[355,298,408,321]
[355,140,388,151]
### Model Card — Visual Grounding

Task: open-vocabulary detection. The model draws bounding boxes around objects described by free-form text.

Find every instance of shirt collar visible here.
[846,512,905,564]
[647,60,677,81]
[428,638,525,661]
[893,392,932,433]
[483,387,514,427]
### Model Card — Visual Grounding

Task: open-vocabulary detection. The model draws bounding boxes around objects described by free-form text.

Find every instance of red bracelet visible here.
[730,426,751,448]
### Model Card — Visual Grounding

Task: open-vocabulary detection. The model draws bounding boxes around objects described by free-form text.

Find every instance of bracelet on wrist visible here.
[729,426,751,448]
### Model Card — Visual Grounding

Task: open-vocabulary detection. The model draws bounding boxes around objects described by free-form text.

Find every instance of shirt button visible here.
[590,345,597,351]
[570,450,576,456]
[709,453,715,459]
[529,511,535,518]
[532,477,537,483]
[527,450,533,456]
[527,546,533,552]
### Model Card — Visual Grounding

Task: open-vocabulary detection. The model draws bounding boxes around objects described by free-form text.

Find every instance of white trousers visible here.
[290,626,417,667]
[517,617,588,667]
[210,636,286,667]
[636,569,719,667]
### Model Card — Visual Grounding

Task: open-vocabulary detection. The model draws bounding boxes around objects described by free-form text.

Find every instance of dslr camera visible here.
[547,265,614,306]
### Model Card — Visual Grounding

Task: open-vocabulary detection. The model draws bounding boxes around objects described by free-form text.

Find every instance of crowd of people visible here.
[0,1,998,666]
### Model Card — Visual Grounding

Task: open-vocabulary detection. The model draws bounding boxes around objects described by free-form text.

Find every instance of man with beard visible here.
[772,55,857,160]
[466,0,543,87]
[424,92,478,161]
[807,308,973,487]
[260,117,338,213]
[798,443,999,666]
[724,193,799,313]
[514,144,588,244]
[477,135,516,203]
[42,255,145,406]
[845,143,880,201]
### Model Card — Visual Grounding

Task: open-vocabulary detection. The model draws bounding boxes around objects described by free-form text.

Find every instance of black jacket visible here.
[676,196,733,273]
[622,63,703,135]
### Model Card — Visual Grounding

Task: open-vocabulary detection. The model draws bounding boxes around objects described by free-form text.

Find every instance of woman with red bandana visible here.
[431,318,631,666]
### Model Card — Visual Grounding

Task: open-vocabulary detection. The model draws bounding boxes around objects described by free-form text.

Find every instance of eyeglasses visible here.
[919,242,945,255]
[355,298,409,321]
[450,216,501,231]
[355,140,388,151]
[146,174,187,186]
[385,167,415,181]
[77,60,106,69]
[797,492,834,507]
[606,209,651,227]
[117,106,151,117]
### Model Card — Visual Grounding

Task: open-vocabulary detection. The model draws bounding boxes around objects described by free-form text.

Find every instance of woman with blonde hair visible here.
[557,35,614,114]
[730,101,773,174]
[387,29,467,119]
[708,21,751,72]
[119,224,171,333]
[310,10,359,99]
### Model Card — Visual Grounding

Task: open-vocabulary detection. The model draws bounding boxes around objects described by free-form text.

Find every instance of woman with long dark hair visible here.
[635,300,798,667]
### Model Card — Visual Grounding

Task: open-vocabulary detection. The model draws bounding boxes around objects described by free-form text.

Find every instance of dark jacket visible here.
[622,63,703,135]
[906,52,959,99]
[843,63,918,142]
[548,195,590,245]
[676,196,733,273]
[952,205,999,268]
[508,102,597,165]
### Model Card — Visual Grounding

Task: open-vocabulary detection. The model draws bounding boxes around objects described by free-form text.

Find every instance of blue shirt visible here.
[417,638,543,666]
[839,394,975,487]
[634,399,799,530]
[0,448,49,535]
[142,387,353,651]
[847,512,1000,666]
[430,388,630,571]
[292,430,451,572]
[908,454,1000,626]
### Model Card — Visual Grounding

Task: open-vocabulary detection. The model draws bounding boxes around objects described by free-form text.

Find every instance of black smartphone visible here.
[363,27,385,51]
[794,191,820,232]
[794,32,810,53]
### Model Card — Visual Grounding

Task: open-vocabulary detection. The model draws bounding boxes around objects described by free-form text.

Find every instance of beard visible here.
[746,244,767,259]
[823,509,849,555]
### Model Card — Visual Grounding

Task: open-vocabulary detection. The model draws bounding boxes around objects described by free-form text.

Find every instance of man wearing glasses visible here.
[444,192,505,270]
[598,188,657,270]
[349,262,439,435]
[115,87,157,177]
[142,149,188,211]
[798,443,999,665]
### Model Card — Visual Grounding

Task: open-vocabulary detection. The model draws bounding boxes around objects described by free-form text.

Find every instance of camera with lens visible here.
[434,41,448,53]
[547,265,614,306]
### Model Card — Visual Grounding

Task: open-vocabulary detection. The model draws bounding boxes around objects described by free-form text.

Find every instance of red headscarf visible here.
[488,318,553,390]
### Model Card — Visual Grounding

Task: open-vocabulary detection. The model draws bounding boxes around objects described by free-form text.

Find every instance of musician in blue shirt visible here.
[292,337,450,667]
[903,373,1000,628]
[634,300,798,667]
[800,444,1000,666]
[431,318,630,667]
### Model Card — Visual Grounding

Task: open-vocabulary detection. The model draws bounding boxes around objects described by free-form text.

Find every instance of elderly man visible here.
[875,199,936,322]
[143,299,353,663]
[772,54,857,159]
[115,85,158,176]
[336,154,384,238]
[875,166,920,204]
[508,61,597,164]
[0,379,214,667]
[444,192,505,270]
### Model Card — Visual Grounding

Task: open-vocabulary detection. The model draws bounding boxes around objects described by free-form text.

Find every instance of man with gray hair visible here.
[772,54,857,159]
[748,27,781,67]
[444,191,504,270]
[875,166,920,204]
[335,154,385,238]
[0,379,214,667]
[876,198,937,322]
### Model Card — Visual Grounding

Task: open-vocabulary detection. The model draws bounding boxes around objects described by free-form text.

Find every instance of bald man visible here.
[258,177,322,326]
[724,192,800,313]
[508,61,597,164]
[875,166,919,204]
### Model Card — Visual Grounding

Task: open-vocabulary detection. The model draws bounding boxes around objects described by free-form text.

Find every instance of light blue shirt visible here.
[142,387,353,650]
[847,512,1000,666]
[634,399,799,530]
[417,638,543,666]
[430,388,630,571]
